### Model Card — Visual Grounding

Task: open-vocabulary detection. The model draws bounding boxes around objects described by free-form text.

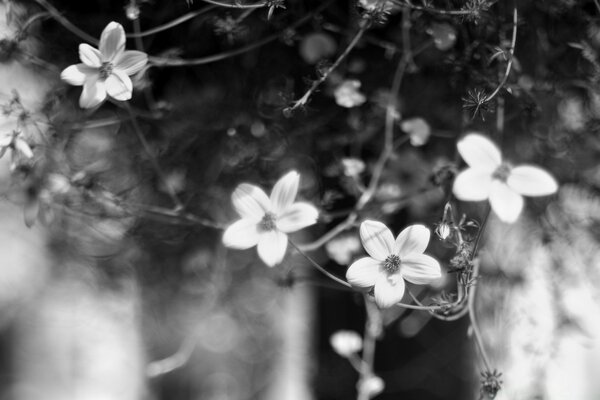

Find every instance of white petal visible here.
[394,224,430,258]
[79,44,102,67]
[270,171,299,214]
[276,202,318,233]
[457,133,502,171]
[373,274,405,308]
[232,183,271,220]
[14,138,33,158]
[489,181,524,223]
[401,254,441,285]
[453,168,493,201]
[100,21,126,62]
[115,50,148,75]
[105,70,133,101]
[79,76,107,109]
[359,220,395,261]
[507,165,558,197]
[61,64,97,86]
[257,230,288,267]
[222,219,260,249]
[346,257,381,287]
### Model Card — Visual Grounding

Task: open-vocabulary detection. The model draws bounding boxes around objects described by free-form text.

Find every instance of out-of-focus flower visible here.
[341,157,365,177]
[400,117,431,146]
[358,375,385,398]
[299,32,337,65]
[358,0,394,13]
[453,133,558,223]
[223,171,319,267]
[325,233,362,265]
[427,23,457,51]
[0,115,33,170]
[334,80,366,108]
[330,330,362,357]
[346,220,441,308]
[61,22,148,109]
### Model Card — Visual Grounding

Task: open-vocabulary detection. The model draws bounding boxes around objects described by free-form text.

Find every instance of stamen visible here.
[492,163,512,182]
[259,212,277,232]
[99,62,114,80]
[383,254,401,274]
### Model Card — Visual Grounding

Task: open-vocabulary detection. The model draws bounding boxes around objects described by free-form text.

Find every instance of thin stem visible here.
[595,0,600,14]
[126,7,217,38]
[288,24,368,112]
[484,7,518,102]
[469,280,492,373]
[200,0,266,8]
[150,0,333,67]
[289,241,351,288]
[124,103,184,210]
[32,0,99,45]
[357,297,378,400]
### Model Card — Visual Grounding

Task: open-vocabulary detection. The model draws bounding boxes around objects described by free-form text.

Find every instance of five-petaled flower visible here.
[60,21,148,109]
[346,220,441,308]
[222,171,319,267]
[453,133,558,223]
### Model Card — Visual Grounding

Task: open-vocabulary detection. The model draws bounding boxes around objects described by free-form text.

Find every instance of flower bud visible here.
[330,330,362,357]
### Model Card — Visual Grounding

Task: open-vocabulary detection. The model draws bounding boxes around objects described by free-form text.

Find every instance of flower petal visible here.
[270,171,299,214]
[457,133,502,171]
[394,224,430,258]
[232,183,271,220]
[115,50,148,75]
[346,257,381,287]
[276,202,318,233]
[257,230,288,267]
[359,220,395,261]
[61,63,97,86]
[14,138,33,159]
[79,44,102,68]
[99,21,126,62]
[489,181,524,223]
[401,254,441,285]
[453,168,493,201]
[105,70,133,101]
[373,274,405,308]
[507,165,558,197]
[79,76,107,109]
[222,219,260,249]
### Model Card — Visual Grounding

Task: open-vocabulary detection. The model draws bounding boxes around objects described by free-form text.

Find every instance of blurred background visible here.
[0,0,599,399]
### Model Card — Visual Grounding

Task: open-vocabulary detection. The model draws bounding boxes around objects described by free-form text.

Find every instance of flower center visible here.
[491,163,512,182]
[259,212,277,232]
[383,254,401,274]
[99,62,114,80]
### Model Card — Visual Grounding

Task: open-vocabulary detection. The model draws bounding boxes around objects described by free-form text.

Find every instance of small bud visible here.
[341,158,365,177]
[330,330,362,357]
[357,375,385,398]
[400,117,431,147]
[435,222,452,241]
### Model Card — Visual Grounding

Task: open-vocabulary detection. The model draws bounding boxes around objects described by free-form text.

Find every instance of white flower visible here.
[400,117,431,147]
[330,330,363,357]
[341,157,365,177]
[222,171,319,267]
[357,375,385,398]
[346,220,441,308]
[60,21,148,109]
[334,80,366,108]
[453,133,559,223]
[0,115,33,170]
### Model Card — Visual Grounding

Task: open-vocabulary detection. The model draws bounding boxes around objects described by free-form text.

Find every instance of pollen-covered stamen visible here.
[383,254,401,274]
[259,212,277,232]
[492,163,512,182]
[99,62,114,80]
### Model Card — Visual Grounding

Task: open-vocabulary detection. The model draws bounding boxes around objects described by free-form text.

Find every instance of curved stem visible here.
[391,0,480,15]
[289,240,351,288]
[357,297,378,400]
[288,24,368,112]
[200,0,266,8]
[32,0,99,45]
[126,7,217,38]
[484,7,518,102]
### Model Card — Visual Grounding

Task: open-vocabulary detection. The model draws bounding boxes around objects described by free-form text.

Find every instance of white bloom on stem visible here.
[346,220,441,309]
[222,171,319,267]
[358,375,385,398]
[330,330,363,357]
[60,21,148,109]
[334,80,366,108]
[453,133,559,223]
